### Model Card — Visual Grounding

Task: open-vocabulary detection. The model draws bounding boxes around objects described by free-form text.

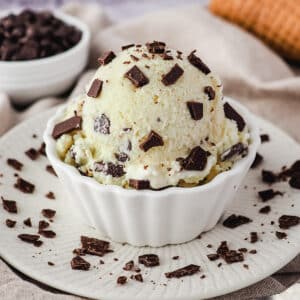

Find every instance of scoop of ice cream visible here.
[54,42,249,189]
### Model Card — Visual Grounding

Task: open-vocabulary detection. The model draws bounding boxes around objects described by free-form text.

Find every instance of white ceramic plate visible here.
[0,108,299,300]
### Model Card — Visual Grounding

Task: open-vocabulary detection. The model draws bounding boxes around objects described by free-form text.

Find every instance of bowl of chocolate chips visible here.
[0,9,90,103]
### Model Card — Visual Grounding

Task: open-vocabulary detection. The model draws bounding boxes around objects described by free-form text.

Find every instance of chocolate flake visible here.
[131,274,143,282]
[87,79,103,98]
[48,261,55,266]
[23,217,32,227]
[187,50,210,74]
[121,44,135,50]
[18,234,40,244]
[165,264,200,278]
[250,232,258,243]
[276,231,287,239]
[129,179,150,190]
[180,146,208,171]
[98,51,116,65]
[217,241,229,256]
[94,114,110,135]
[249,249,257,254]
[223,250,244,264]
[6,219,16,228]
[289,174,300,189]
[161,63,184,86]
[38,142,46,156]
[41,209,56,219]
[278,215,300,229]
[224,103,246,131]
[258,189,283,202]
[187,101,203,120]
[207,254,220,261]
[262,170,277,184]
[14,177,35,193]
[38,220,50,231]
[80,235,111,257]
[138,254,159,267]
[125,65,149,87]
[117,276,127,285]
[71,256,90,271]
[251,153,263,169]
[221,143,247,161]
[222,214,252,228]
[94,161,125,178]
[259,205,271,214]
[2,197,17,213]
[46,165,57,176]
[123,260,134,271]
[34,240,43,247]
[39,230,56,238]
[46,191,55,199]
[140,130,164,152]
[7,158,23,171]
[204,86,215,100]
[172,256,179,260]
[25,148,39,160]
[260,134,270,143]
[52,116,82,139]
[146,41,166,54]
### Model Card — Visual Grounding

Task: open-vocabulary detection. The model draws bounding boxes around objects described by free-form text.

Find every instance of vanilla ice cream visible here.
[52,42,249,189]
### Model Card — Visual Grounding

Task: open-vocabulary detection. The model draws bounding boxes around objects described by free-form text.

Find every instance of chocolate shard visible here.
[187,50,210,74]
[207,254,220,261]
[71,256,90,271]
[161,63,184,86]
[87,79,103,98]
[146,41,166,54]
[250,232,258,243]
[33,240,43,247]
[38,220,50,231]
[262,170,277,184]
[224,103,246,131]
[46,191,55,199]
[223,250,244,264]
[260,134,270,143]
[289,174,300,189]
[138,254,159,267]
[131,274,143,282]
[278,215,300,229]
[25,148,39,160]
[117,276,127,285]
[38,142,46,156]
[81,235,111,257]
[140,130,164,152]
[217,241,229,256]
[94,114,110,135]
[2,197,17,213]
[23,217,32,227]
[204,86,215,100]
[39,230,56,238]
[121,44,135,50]
[6,219,16,228]
[52,116,82,139]
[123,260,134,271]
[221,143,247,161]
[46,165,57,176]
[41,209,56,219]
[125,65,149,87]
[94,161,125,178]
[180,146,208,171]
[251,153,263,169]
[165,264,200,278]
[98,51,116,65]
[129,179,150,190]
[223,214,252,228]
[259,205,271,214]
[18,234,40,244]
[14,177,35,194]
[187,101,203,120]
[7,158,23,171]
[258,189,283,202]
[276,231,287,239]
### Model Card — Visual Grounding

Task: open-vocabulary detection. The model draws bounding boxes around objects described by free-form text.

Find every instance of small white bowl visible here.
[44,97,260,247]
[0,11,90,104]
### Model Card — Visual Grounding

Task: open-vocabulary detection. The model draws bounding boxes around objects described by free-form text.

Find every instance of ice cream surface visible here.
[53,42,249,189]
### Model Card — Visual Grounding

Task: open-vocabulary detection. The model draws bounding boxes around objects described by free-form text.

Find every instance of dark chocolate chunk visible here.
[161,63,184,86]
[125,65,149,87]
[7,158,23,171]
[238,248,248,253]
[25,148,39,160]
[98,51,116,65]
[162,53,173,60]
[94,161,125,177]
[250,232,258,243]
[204,86,215,100]
[94,114,110,135]
[129,179,150,190]
[14,177,35,193]
[73,248,87,256]
[165,264,200,278]
[45,191,55,199]
[123,260,134,271]
[41,209,56,219]
[187,50,210,74]
[2,197,17,213]
[115,152,129,162]
[278,215,300,229]
[289,174,300,189]
[121,44,135,50]
[262,170,277,184]
[140,130,164,152]
[131,274,143,282]
[18,234,40,244]
[251,153,263,169]
[81,235,111,257]
[38,220,50,231]
[146,41,166,53]
[138,254,159,267]
[52,116,82,139]
[23,217,32,227]
[260,134,270,143]
[48,261,55,266]
[259,205,271,214]
[276,231,287,239]
[221,143,247,161]
[216,241,229,256]
[87,79,103,98]
[187,101,203,120]
[71,256,90,271]
[258,189,283,202]
[117,276,127,285]
[249,249,257,254]
[180,146,208,171]
[224,102,246,131]
[38,142,46,156]
[33,240,43,247]
[207,254,220,261]
[172,256,179,260]
[223,214,252,228]
[6,219,16,228]
[223,250,244,264]
[39,230,56,238]
[46,165,57,176]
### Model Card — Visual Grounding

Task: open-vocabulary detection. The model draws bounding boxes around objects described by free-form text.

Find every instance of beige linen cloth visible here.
[0,3,300,299]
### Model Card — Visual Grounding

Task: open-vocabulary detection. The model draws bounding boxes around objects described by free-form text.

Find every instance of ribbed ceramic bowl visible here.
[0,10,90,104]
[44,97,260,247]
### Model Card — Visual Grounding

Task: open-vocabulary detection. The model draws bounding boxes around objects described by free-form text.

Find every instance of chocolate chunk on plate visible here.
[250,232,258,243]
[276,231,287,239]
[258,189,283,202]
[125,65,149,88]
[251,153,263,169]
[262,170,277,184]
[81,235,111,257]
[129,179,150,190]
[45,191,55,199]
[260,134,270,143]
[6,219,16,228]
[187,101,203,120]
[180,146,208,171]
[94,114,110,135]
[161,63,184,86]
[289,174,300,189]
[216,241,229,256]
[207,254,220,261]
[140,130,164,152]
[131,274,143,282]
[87,79,103,98]
[41,209,56,219]
[14,177,35,193]
[259,205,271,214]
[71,256,90,271]
[18,234,40,244]
[165,264,200,278]
[123,260,134,271]
[138,254,159,267]
[98,51,116,65]
[23,217,32,227]
[117,276,127,285]
[221,143,247,161]
[146,41,166,54]
[52,116,82,139]
[46,165,57,176]
[224,102,246,131]
[38,220,50,231]
[204,86,215,100]
[25,148,39,160]
[2,197,17,213]
[39,230,56,238]
[187,50,210,74]
[223,214,252,228]
[278,215,300,229]
[223,250,244,264]
[7,158,23,171]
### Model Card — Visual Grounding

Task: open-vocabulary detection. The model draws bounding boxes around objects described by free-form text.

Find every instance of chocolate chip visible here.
[165,264,200,278]
[140,130,164,152]
[129,179,150,190]
[221,143,247,161]
[123,260,134,271]
[224,103,246,131]
[187,50,210,74]
[45,191,55,199]
[187,101,203,120]
[71,256,90,271]
[2,197,17,213]
[46,165,57,176]
[48,261,55,266]
[80,235,111,257]
[251,153,263,169]
[217,241,229,256]
[179,146,208,171]
[98,51,116,65]
[262,170,277,184]
[23,218,32,227]
[87,79,103,98]
[18,234,40,244]
[259,205,271,214]
[94,161,125,177]
[172,256,179,260]
[131,274,143,282]
[25,148,39,160]
[39,230,56,238]
[41,209,56,219]
[204,86,215,100]
[38,142,46,156]
[125,65,149,88]
[223,250,244,264]
[146,41,166,53]
[222,214,252,228]
[117,276,127,285]
[249,249,257,254]
[258,189,283,202]
[276,231,287,239]
[33,240,43,247]
[238,248,248,253]
[250,232,258,243]
[260,134,270,143]
[278,215,300,229]
[6,219,16,228]
[52,116,82,139]
[289,173,300,189]
[207,254,220,261]
[38,220,50,231]
[7,158,23,171]
[121,44,135,50]
[138,254,159,267]
[115,152,129,162]
[94,114,110,135]
[14,177,35,193]
[161,63,184,86]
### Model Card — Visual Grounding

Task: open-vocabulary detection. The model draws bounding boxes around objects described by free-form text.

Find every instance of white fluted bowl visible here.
[44,97,260,247]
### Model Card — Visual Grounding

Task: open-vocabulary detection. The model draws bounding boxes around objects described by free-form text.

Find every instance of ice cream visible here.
[52,42,249,190]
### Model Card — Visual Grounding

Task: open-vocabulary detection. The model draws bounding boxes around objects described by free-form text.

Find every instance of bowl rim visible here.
[0,10,90,67]
[43,97,261,197]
